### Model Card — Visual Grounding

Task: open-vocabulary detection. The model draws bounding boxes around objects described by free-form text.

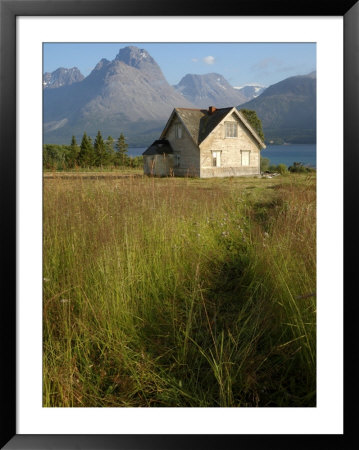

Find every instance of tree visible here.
[94,130,108,167]
[115,133,128,166]
[239,109,265,143]
[66,135,80,168]
[43,144,67,170]
[105,136,115,166]
[78,132,95,167]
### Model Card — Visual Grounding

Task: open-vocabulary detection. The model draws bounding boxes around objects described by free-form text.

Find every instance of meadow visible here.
[43,172,316,407]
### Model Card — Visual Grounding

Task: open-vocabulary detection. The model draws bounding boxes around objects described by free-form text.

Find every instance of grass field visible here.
[43,173,316,407]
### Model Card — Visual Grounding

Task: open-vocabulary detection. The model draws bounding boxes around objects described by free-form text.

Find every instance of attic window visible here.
[225,122,238,138]
[175,123,183,139]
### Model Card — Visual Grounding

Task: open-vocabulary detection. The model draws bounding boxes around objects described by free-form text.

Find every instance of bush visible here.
[267,164,288,174]
[260,157,270,172]
[289,162,315,173]
[277,163,288,175]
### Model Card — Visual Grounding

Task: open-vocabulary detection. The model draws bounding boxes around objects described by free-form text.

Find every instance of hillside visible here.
[234,84,266,101]
[43,46,195,146]
[43,67,84,89]
[239,72,316,144]
[174,73,247,108]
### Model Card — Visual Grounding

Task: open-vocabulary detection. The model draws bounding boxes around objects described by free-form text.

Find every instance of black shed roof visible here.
[142,139,174,156]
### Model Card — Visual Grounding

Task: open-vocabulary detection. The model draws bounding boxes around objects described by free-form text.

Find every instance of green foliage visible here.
[94,130,109,167]
[105,136,115,162]
[43,144,69,170]
[127,155,143,168]
[266,163,289,175]
[260,156,270,172]
[277,163,288,175]
[289,162,316,173]
[239,108,265,142]
[78,132,95,167]
[66,136,80,168]
[43,130,137,170]
[115,133,129,166]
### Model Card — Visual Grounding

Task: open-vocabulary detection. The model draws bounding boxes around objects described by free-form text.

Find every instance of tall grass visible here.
[43,174,316,407]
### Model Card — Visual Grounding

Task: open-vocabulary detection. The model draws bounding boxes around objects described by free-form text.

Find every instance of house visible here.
[142,106,266,178]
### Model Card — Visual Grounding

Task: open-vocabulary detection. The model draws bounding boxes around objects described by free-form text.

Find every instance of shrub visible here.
[289,162,315,173]
[277,163,288,175]
[260,157,270,172]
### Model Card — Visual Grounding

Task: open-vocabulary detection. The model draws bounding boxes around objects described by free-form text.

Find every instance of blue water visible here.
[262,144,316,168]
[129,144,317,169]
[128,147,147,157]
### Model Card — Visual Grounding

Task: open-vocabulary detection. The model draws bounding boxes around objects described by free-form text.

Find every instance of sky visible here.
[43,43,316,88]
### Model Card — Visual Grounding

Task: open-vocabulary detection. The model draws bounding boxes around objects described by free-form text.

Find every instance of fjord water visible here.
[128,143,317,169]
[261,144,316,168]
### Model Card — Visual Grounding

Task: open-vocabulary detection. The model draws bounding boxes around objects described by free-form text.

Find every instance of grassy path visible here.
[43,174,316,407]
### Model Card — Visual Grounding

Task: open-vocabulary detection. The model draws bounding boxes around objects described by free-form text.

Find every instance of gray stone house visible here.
[143,106,266,178]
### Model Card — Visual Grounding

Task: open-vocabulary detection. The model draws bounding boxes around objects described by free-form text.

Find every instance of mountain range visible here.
[43,67,84,89]
[234,84,266,100]
[43,46,316,146]
[173,73,248,108]
[239,71,316,144]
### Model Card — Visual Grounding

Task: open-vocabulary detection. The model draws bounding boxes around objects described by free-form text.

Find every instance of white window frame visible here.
[225,121,238,138]
[241,150,251,166]
[212,151,221,167]
[175,123,183,139]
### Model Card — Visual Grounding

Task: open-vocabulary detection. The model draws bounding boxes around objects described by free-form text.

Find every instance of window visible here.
[212,151,221,167]
[175,154,180,168]
[241,150,250,166]
[175,123,183,139]
[225,121,238,138]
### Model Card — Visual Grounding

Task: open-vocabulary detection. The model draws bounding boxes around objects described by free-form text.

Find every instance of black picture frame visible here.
[1,0,357,448]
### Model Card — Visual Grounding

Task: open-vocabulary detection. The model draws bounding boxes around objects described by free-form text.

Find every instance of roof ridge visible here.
[176,106,233,112]
[175,107,205,111]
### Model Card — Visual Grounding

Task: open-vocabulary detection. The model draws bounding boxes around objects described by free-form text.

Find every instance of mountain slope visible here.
[43,67,84,89]
[174,73,247,108]
[43,46,195,145]
[238,72,316,144]
[234,84,266,102]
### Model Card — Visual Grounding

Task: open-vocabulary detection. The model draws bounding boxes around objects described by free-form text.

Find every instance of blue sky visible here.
[43,43,316,88]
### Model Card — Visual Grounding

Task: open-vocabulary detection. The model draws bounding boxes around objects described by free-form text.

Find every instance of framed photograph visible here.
[1,0,357,448]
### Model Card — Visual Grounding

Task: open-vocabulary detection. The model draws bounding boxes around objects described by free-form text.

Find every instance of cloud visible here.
[191,58,198,63]
[203,55,215,65]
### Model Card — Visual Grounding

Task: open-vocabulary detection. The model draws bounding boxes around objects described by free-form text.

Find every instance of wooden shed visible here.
[142,139,175,176]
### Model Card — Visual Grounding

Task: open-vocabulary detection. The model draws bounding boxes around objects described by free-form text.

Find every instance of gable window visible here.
[212,151,221,167]
[241,150,250,166]
[225,121,238,138]
[175,123,183,139]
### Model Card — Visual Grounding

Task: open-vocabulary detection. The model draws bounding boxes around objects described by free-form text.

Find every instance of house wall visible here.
[199,112,261,178]
[163,119,200,177]
[143,154,174,176]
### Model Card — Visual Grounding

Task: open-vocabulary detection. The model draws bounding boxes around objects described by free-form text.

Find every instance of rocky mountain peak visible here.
[174,72,247,108]
[93,58,111,71]
[115,46,156,69]
[43,67,84,89]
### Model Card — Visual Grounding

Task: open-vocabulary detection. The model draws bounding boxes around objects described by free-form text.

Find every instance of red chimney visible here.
[208,106,216,114]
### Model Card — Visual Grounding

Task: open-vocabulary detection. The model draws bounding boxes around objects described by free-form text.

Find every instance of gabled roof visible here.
[142,139,174,156]
[160,107,266,149]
